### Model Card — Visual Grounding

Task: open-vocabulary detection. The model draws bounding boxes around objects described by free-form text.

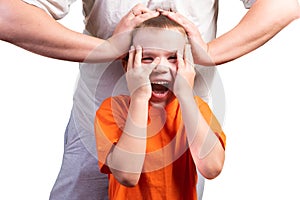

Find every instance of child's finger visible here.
[176,50,184,70]
[184,44,194,68]
[134,45,142,68]
[127,46,135,71]
[149,57,161,72]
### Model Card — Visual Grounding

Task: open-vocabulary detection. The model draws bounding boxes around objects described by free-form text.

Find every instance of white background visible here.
[0,1,299,199]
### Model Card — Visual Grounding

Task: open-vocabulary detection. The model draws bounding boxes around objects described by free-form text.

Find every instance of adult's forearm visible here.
[209,0,300,65]
[0,0,120,62]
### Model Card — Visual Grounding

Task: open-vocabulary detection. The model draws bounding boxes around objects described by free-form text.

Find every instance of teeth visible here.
[151,81,169,85]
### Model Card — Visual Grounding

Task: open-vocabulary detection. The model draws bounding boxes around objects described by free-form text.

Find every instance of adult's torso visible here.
[83,0,218,41]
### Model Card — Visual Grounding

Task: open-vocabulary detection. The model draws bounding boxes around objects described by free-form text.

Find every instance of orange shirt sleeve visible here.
[195,96,226,149]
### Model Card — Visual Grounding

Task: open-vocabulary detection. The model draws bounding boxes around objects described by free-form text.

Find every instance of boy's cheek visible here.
[170,67,177,78]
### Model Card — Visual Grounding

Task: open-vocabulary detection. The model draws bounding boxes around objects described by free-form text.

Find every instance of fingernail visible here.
[154,57,160,62]
[167,12,174,17]
[129,45,134,53]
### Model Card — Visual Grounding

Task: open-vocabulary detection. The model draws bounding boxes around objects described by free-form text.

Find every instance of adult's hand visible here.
[113,3,159,35]
[160,10,215,66]
[107,4,159,61]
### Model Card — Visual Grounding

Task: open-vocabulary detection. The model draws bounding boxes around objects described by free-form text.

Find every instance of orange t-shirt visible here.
[95,96,226,200]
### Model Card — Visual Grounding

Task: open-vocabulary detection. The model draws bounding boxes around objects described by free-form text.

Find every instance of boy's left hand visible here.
[173,44,196,98]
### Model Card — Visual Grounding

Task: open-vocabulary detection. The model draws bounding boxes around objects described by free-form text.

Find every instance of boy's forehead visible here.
[141,48,177,56]
[132,28,186,52]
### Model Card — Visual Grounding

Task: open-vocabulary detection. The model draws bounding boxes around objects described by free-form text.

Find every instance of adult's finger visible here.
[131,3,153,16]
[113,5,158,35]
[161,11,194,35]
[161,11,184,25]
[133,11,160,24]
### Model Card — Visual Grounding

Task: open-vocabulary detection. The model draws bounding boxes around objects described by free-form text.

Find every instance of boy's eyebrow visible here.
[142,49,177,55]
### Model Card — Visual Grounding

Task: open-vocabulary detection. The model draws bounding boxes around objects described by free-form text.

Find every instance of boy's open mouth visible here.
[151,81,170,98]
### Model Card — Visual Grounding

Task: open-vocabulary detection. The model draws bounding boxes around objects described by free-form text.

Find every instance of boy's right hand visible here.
[126,45,160,100]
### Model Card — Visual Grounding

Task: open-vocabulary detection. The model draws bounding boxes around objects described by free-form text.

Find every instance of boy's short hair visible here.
[134,14,186,36]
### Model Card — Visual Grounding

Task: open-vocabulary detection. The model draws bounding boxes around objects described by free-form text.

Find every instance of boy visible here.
[94,15,226,200]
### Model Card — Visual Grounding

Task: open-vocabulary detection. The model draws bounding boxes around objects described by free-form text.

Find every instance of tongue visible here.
[151,83,168,93]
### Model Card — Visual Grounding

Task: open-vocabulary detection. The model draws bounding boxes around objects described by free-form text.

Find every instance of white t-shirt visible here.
[22,0,254,157]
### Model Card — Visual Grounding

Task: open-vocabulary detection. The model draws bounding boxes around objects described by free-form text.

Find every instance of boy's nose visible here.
[153,58,169,73]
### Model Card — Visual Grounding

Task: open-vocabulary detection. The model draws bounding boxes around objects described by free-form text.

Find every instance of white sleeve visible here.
[22,0,76,19]
[241,0,256,9]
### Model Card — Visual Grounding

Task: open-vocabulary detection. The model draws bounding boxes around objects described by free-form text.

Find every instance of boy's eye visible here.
[142,57,154,63]
[168,56,177,63]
